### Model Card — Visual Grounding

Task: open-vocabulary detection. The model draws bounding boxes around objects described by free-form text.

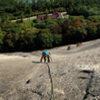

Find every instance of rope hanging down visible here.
[46,63,55,100]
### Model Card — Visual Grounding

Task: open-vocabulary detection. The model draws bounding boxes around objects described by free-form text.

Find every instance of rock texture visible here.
[0,39,100,100]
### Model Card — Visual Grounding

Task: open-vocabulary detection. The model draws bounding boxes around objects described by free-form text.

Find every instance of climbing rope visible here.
[46,63,55,100]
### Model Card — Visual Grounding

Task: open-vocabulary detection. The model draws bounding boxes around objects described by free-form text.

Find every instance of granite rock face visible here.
[0,39,100,100]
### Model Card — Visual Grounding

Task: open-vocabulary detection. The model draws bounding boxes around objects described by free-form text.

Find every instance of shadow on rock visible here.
[32,61,40,64]
[26,79,31,84]
[78,77,89,80]
[80,70,94,74]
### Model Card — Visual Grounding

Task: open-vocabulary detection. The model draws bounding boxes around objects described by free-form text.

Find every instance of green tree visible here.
[87,26,97,39]
[17,28,37,51]
[45,18,58,29]
[36,30,53,49]
[53,34,62,46]
[0,30,5,51]
[74,27,87,42]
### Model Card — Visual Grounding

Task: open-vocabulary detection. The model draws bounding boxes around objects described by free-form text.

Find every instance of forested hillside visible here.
[0,0,100,19]
[0,0,100,52]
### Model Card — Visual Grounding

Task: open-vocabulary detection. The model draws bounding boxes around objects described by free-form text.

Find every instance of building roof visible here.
[37,15,45,21]
[37,12,62,20]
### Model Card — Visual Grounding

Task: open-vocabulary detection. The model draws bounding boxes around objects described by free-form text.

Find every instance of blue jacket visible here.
[43,50,48,55]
